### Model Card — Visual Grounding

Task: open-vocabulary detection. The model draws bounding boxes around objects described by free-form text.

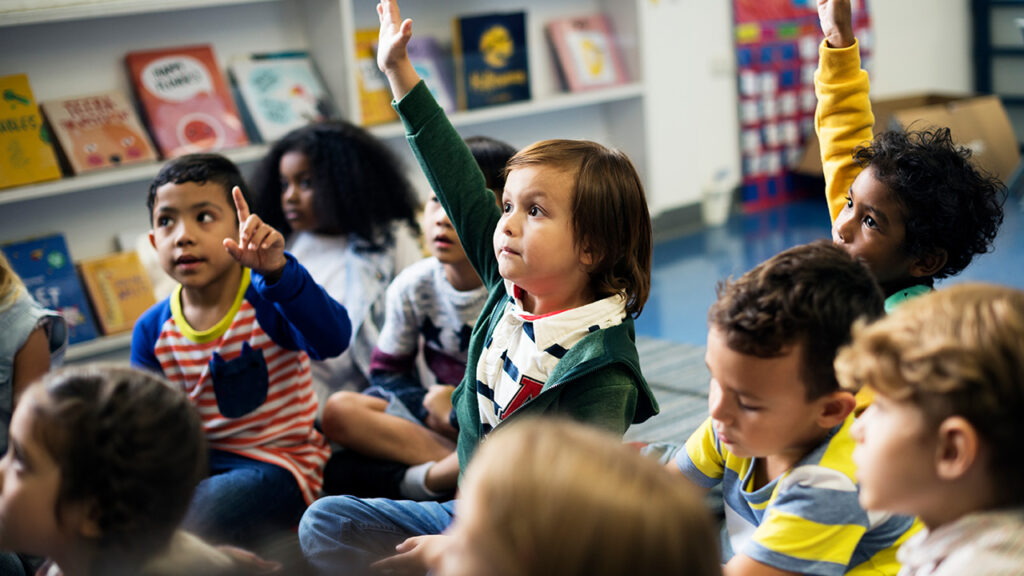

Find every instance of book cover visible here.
[354,28,398,126]
[78,251,156,336]
[0,74,62,190]
[40,90,158,174]
[452,11,530,110]
[228,51,334,143]
[125,44,249,158]
[546,14,629,92]
[407,36,457,113]
[1,234,98,345]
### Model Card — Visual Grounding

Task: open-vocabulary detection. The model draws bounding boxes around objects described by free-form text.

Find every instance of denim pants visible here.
[299,495,457,575]
[183,449,306,546]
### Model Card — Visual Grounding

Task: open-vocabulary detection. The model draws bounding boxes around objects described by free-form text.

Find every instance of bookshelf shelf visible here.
[65,333,133,363]
[0,0,280,28]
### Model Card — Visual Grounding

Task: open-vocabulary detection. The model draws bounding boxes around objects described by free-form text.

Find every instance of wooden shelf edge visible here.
[65,332,133,362]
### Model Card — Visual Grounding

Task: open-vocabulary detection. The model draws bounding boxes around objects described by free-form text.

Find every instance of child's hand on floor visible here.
[372,534,451,575]
[223,186,287,283]
[818,0,855,49]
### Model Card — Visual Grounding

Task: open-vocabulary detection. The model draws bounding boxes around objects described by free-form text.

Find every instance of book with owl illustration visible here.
[546,14,629,92]
[228,51,334,143]
[125,44,249,158]
[0,74,62,190]
[452,11,530,110]
[41,91,158,175]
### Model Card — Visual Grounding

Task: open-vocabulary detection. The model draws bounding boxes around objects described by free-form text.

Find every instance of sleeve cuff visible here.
[251,252,299,299]
[818,38,863,83]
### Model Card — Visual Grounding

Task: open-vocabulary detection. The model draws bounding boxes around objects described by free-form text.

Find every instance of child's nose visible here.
[174,221,195,246]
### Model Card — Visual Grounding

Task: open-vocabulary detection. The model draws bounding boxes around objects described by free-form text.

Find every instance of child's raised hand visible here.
[223,186,287,282]
[817,0,855,49]
[376,0,420,99]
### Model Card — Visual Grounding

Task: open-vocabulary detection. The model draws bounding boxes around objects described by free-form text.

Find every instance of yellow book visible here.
[78,251,156,335]
[354,28,398,126]
[0,74,62,190]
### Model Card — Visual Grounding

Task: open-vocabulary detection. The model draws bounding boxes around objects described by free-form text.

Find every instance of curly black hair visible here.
[29,365,206,566]
[853,127,1006,280]
[147,153,250,226]
[250,120,420,247]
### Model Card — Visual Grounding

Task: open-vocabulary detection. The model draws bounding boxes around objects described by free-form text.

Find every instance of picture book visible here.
[407,36,456,113]
[546,14,629,92]
[125,44,249,158]
[354,28,398,126]
[452,11,530,110]
[1,234,98,345]
[78,251,156,336]
[229,51,334,143]
[40,90,158,175]
[0,74,62,190]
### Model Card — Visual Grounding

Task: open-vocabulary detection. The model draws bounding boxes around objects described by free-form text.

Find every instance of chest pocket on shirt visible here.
[209,342,269,418]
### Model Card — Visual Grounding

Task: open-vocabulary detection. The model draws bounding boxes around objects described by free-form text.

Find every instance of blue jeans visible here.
[299,495,457,575]
[183,449,306,547]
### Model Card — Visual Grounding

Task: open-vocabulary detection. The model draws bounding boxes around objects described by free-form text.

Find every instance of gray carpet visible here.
[625,336,710,445]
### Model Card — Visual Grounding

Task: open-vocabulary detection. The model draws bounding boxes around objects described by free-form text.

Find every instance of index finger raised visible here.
[232,186,250,223]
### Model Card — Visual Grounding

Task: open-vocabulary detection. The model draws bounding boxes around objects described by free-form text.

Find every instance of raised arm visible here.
[377,0,421,100]
[814,0,873,222]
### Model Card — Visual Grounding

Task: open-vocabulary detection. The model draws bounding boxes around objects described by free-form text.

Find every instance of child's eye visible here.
[300,178,313,190]
[502,202,512,213]
[528,205,542,217]
[198,212,215,223]
[863,215,878,229]
[279,179,289,192]
[156,215,172,227]
[845,195,853,208]
[736,398,761,412]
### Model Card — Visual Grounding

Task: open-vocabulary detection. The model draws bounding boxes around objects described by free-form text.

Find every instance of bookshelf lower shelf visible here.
[66,333,133,363]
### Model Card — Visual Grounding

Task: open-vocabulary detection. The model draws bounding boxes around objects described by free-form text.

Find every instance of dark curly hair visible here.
[250,120,420,247]
[853,127,1006,280]
[709,241,885,399]
[28,365,206,566]
[147,153,250,226]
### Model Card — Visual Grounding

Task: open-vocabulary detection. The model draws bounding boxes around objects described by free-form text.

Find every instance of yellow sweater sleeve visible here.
[814,40,874,223]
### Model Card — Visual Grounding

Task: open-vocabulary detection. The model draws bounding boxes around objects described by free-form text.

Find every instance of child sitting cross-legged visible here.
[131,153,352,548]
[297,1,658,573]
[836,283,1024,575]
[0,364,279,576]
[318,136,516,500]
[668,240,921,576]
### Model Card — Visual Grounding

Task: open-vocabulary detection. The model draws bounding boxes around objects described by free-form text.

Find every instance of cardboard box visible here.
[795,93,1021,184]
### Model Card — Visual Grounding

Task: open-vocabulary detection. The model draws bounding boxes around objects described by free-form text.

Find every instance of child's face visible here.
[424,194,470,266]
[705,327,835,466]
[0,397,66,556]
[850,391,939,517]
[279,151,316,233]
[832,167,916,287]
[149,181,241,290]
[494,165,590,301]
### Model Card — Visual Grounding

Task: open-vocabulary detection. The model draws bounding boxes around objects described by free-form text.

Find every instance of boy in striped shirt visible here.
[669,242,921,575]
[131,153,351,547]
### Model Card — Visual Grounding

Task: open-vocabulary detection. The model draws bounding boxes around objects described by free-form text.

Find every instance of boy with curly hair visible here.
[816,0,1004,312]
[836,283,1024,575]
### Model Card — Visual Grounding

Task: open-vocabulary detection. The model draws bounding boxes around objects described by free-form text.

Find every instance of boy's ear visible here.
[148,230,156,250]
[816,391,856,428]
[61,499,103,540]
[909,248,947,278]
[934,416,978,481]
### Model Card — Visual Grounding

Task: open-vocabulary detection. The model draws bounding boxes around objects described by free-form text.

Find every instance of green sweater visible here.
[394,82,659,477]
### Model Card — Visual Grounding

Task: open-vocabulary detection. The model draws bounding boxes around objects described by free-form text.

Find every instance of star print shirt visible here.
[370,256,488,385]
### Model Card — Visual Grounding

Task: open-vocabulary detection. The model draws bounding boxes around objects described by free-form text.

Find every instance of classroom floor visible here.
[635,193,1024,346]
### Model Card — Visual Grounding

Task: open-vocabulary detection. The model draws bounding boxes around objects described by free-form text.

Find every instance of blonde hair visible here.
[835,283,1024,506]
[459,417,720,576]
[0,251,26,312]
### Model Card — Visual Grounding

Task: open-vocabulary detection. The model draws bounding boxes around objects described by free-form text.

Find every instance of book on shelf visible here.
[407,36,457,114]
[546,14,629,92]
[125,44,249,158]
[40,90,158,175]
[0,74,62,190]
[354,28,398,126]
[78,251,156,336]
[1,234,98,345]
[452,11,530,110]
[228,51,335,143]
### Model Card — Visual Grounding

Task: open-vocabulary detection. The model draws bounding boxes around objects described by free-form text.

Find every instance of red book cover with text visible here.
[125,44,249,158]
